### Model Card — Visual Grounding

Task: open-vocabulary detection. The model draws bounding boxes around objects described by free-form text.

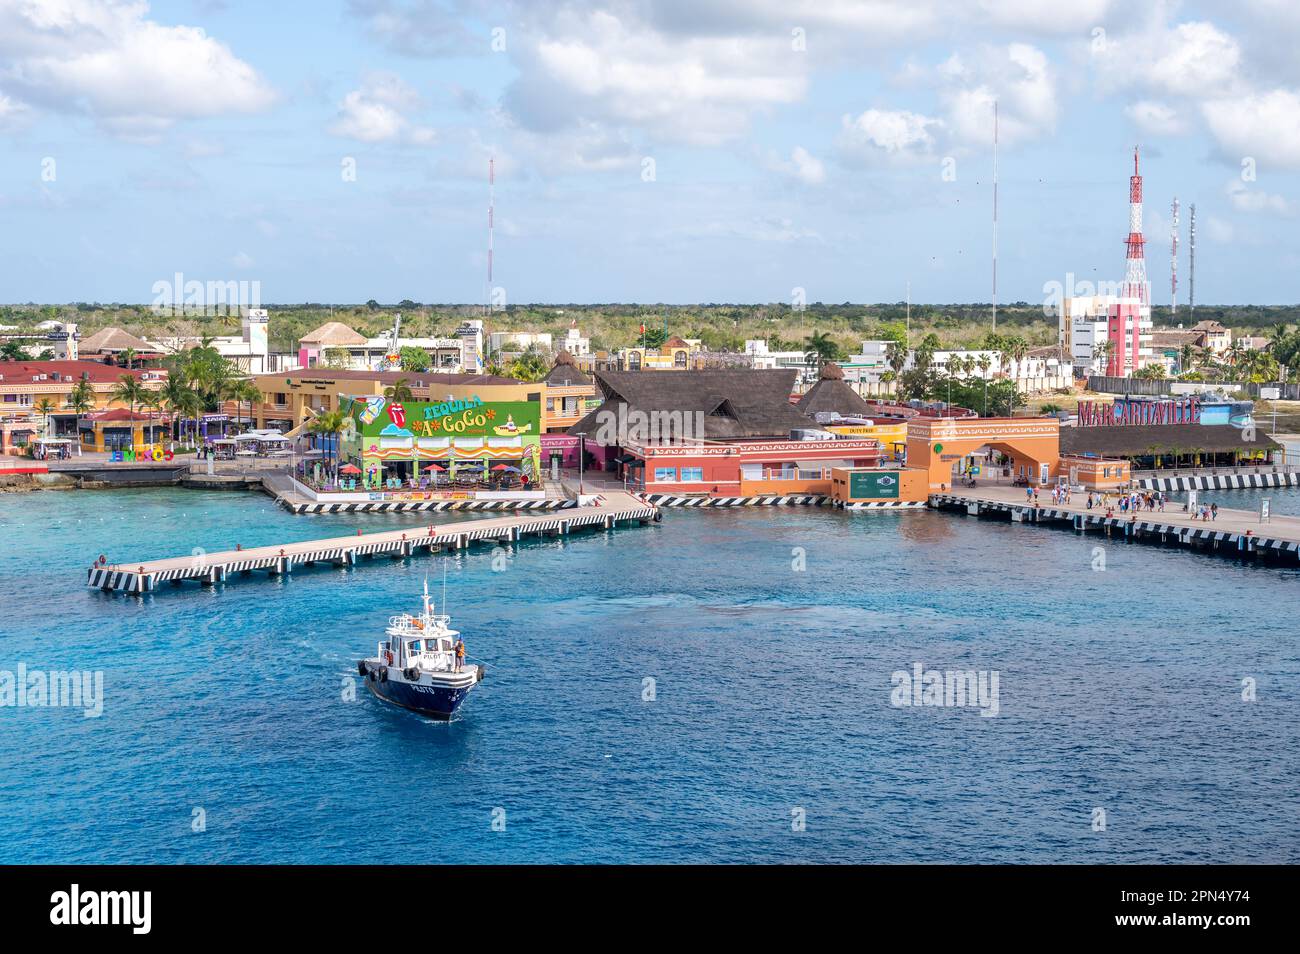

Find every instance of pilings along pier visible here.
[87,492,658,595]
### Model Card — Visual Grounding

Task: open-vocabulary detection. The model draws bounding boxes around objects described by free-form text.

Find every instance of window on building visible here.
[680,467,703,482]
[546,398,555,411]
[274,393,287,406]
[653,467,677,482]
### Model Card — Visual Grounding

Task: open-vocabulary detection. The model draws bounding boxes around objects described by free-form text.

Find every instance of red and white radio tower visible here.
[1123,146,1149,305]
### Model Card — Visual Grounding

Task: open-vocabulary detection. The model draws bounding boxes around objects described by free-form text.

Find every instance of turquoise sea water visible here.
[0,487,1297,864]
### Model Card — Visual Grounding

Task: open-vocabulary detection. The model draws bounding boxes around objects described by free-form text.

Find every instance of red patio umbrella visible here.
[491,464,512,472]
[423,463,446,472]
[339,464,362,475]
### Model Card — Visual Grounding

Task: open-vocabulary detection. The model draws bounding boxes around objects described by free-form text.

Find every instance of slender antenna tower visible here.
[992,100,998,333]
[1170,197,1179,316]
[1188,203,1196,317]
[485,156,495,318]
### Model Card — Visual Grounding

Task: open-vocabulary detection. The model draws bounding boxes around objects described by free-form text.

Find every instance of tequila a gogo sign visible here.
[1077,399,1201,427]
[348,395,540,439]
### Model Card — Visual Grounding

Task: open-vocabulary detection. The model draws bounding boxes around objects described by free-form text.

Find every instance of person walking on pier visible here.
[1211,502,1219,522]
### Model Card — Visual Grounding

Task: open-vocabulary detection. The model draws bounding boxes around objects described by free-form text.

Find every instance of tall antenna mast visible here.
[992,100,998,333]
[485,156,495,319]
[1188,203,1196,317]
[1122,146,1148,306]
[1170,197,1179,317]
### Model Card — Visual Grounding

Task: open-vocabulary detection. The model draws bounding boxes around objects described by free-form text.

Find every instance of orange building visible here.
[906,417,1063,489]
[542,351,599,433]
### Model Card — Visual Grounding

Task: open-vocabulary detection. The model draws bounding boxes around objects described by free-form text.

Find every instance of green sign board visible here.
[348,396,540,440]
[849,470,900,499]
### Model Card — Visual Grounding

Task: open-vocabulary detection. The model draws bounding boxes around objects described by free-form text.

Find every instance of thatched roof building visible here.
[796,363,872,417]
[1060,423,1279,458]
[569,369,815,441]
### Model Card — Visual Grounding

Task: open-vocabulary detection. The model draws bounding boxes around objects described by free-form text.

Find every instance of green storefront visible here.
[341,394,542,488]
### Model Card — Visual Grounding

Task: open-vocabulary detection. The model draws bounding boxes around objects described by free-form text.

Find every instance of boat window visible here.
[409,640,422,653]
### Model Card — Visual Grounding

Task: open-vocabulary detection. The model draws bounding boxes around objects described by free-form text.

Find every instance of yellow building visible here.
[0,359,166,443]
[542,351,599,433]
[243,369,549,432]
[618,335,699,371]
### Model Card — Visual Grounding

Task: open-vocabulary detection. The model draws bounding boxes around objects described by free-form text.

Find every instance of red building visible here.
[570,368,881,498]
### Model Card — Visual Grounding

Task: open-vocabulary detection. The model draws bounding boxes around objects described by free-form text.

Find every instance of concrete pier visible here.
[929,486,1300,564]
[87,492,658,596]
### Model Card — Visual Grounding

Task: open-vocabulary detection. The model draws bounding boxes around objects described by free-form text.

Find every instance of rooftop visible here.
[259,369,524,387]
[1061,423,1279,456]
[79,327,155,354]
[0,360,156,385]
[569,368,817,441]
[299,321,368,346]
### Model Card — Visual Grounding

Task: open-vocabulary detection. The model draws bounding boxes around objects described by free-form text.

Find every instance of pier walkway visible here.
[930,485,1300,563]
[87,491,659,595]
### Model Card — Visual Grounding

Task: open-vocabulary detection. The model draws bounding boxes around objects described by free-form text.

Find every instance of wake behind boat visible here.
[357,580,484,720]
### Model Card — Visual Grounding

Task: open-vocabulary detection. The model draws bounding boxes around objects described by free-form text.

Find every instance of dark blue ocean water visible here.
[1,487,1297,864]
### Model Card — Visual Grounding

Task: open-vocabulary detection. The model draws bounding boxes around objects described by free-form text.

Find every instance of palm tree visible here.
[383,377,415,403]
[110,374,146,417]
[110,374,148,452]
[158,375,198,443]
[306,409,354,482]
[68,379,94,456]
[885,339,909,394]
[1,340,26,361]
[1178,342,1196,374]
[803,331,839,372]
[507,349,550,382]
[227,379,262,433]
[119,346,138,370]
[34,397,56,436]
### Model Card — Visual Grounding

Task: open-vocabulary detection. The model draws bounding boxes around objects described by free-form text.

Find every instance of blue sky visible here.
[2,0,1299,305]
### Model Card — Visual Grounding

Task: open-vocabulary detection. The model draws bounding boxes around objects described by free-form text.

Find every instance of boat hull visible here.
[360,662,479,720]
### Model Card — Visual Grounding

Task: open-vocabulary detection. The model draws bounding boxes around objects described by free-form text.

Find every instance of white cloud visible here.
[1125,100,1187,136]
[231,251,254,269]
[1203,88,1300,168]
[0,0,275,138]
[505,8,806,146]
[763,145,826,184]
[329,73,435,144]
[976,0,1114,33]
[1145,22,1242,99]
[838,108,941,161]
[938,43,1058,147]
[0,90,31,130]
[1226,179,1294,215]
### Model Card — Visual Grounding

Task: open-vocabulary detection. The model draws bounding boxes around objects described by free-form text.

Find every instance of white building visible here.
[744,339,812,377]
[1060,294,1153,377]
[488,331,552,354]
[842,340,1070,392]
[561,325,590,357]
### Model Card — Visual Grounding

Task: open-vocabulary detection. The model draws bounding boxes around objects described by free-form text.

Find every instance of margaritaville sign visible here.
[1077,399,1201,427]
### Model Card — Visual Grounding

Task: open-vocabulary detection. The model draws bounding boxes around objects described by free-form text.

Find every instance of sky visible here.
[1,0,1300,307]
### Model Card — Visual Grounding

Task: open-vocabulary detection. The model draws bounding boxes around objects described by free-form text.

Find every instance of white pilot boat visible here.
[357,580,484,720]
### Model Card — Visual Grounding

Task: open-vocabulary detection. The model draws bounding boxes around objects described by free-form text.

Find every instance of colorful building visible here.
[542,351,599,433]
[0,360,165,440]
[569,368,881,497]
[243,369,541,432]
[906,417,1064,489]
[341,393,543,485]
